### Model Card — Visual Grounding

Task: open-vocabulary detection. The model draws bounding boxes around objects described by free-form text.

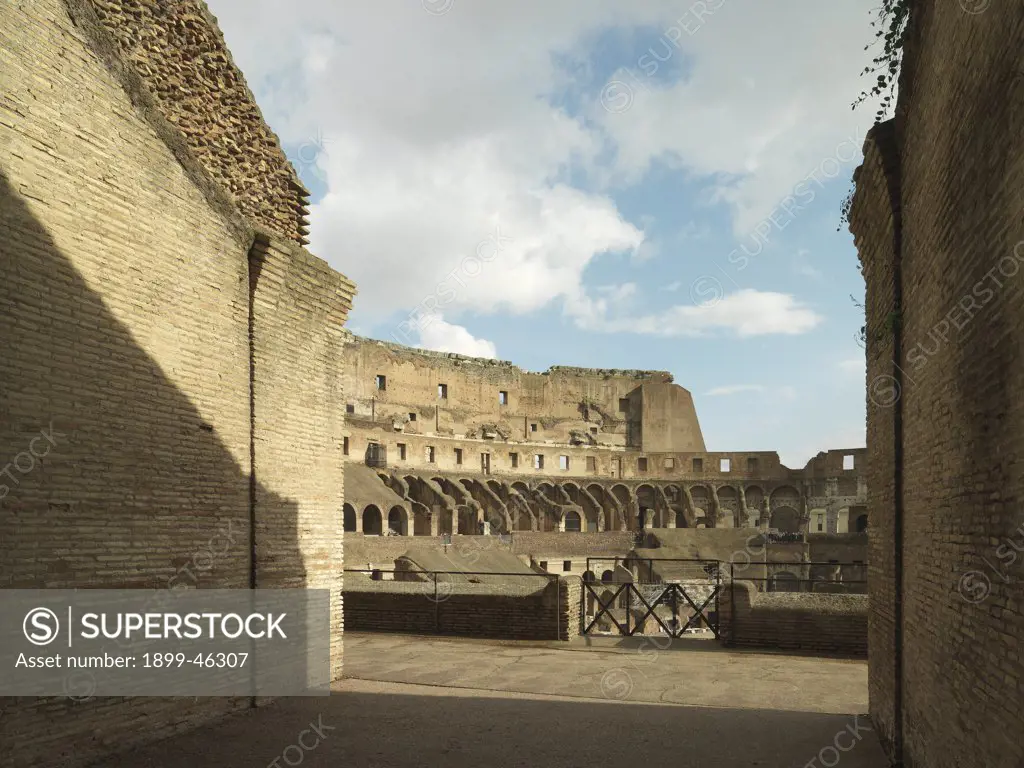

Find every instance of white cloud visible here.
[205,0,879,337]
[706,384,764,396]
[570,288,822,337]
[416,315,497,359]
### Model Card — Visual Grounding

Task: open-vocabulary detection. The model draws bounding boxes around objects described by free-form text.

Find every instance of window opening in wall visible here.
[720,458,731,472]
[397,443,406,460]
[426,446,435,463]
[346,403,355,414]
[664,457,675,470]
[481,452,490,475]
[375,375,386,391]
[843,454,855,470]
[534,454,544,470]
[455,448,463,465]
[530,423,538,432]
[539,561,548,571]
[343,437,349,456]
[408,412,417,422]
[510,452,519,468]
[499,390,508,405]
[618,398,629,412]
[590,426,598,434]
[692,458,703,472]
[586,456,596,472]
[747,456,758,472]
[637,457,648,472]
[438,383,448,399]
[559,455,569,470]
[563,561,572,572]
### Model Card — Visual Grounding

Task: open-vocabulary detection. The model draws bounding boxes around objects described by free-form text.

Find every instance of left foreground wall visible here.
[0,1,354,765]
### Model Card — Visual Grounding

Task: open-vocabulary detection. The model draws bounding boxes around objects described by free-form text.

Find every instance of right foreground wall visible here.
[849,2,1024,766]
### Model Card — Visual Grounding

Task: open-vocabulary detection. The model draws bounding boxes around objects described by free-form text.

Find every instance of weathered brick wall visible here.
[85,0,310,245]
[249,235,354,682]
[0,0,354,764]
[849,121,901,757]
[850,2,1024,766]
[559,576,583,640]
[719,583,867,656]
[344,579,569,641]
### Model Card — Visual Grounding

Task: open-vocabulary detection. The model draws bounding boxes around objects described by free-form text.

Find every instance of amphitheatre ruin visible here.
[2,0,1021,766]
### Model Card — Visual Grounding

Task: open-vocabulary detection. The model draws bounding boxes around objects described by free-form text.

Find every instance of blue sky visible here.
[208,0,880,467]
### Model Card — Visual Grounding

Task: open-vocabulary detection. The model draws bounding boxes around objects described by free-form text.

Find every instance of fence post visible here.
[434,574,439,633]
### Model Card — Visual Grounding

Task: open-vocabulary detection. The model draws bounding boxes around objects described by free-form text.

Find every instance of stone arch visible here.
[717,485,740,526]
[636,484,656,528]
[770,506,801,533]
[855,512,868,532]
[343,503,357,533]
[611,483,631,508]
[583,570,596,583]
[388,505,408,536]
[362,505,383,536]
[413,506,432,536]
[564,510,582,532]
[601,569,614,583]
[770,485,801,509]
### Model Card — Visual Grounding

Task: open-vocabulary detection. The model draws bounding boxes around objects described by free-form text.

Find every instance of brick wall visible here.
[0,0,354,765]
[84,0,310,245]
[345,577,577,641]
[719,582,867,656]
[849,2,1024,766]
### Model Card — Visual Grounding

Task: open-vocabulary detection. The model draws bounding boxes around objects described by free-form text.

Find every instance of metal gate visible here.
[581,558,721,639]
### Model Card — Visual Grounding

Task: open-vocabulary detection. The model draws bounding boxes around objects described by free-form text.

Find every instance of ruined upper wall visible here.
[340,332,693,450]
[85,0,310,245]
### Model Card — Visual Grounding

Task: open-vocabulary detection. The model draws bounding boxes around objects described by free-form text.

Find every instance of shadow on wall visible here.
[0,168,308,768]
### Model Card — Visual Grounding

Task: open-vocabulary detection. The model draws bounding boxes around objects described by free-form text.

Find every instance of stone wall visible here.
[719,583,867,656]
[344,577,573,641]
[0,1,354,765]
[849,1,1024,766]
[85,0,310,245]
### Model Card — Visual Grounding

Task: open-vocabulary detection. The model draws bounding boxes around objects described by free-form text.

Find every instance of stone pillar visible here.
[430,505,440,536]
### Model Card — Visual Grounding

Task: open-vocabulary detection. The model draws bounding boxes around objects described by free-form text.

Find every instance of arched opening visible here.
[564,510,582,532]
[414,507,432,536]
[601,570,614,583]
[583,570,596,583]
[370,569,382,581]
[855,513,868,532]
[343,503,356,532]
[388,505,408,535]
[675,510,688,528]
[770,506,800,533]
[362,505,382,536]
[637,484,656,528]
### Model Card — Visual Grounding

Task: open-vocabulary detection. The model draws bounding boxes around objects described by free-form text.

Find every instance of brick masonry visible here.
[345,577,580,641]
[849,1,1024,766]
[719,583,867,657]
[0,0,354,765]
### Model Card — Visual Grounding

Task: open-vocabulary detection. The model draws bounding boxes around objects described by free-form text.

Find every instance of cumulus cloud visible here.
[416,314,497,359]
[206,0,879,333]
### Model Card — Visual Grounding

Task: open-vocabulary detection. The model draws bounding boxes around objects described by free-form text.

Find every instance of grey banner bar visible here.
[1,589,331,696]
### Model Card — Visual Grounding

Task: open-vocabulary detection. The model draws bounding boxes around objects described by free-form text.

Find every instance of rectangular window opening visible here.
[499,391,508,405]
[559,455,569,471]
[586,456,596,472]
[637,457,648,472]
[530,423,538,432]
[346,403,355,414]
[534,454,544,470]
[720,458,731,472]
[843,454,855,470]
[455,448,463,465]
[438,383,448,399]
[343,437,349,456]
[747,456,758,472]
[664,457,675,470]
[510,452,519,468]
[375,374,386,391]
[397,443,406,460]
[563,561,572,572]
[692,458,703,472]
[426,446,435,463]
[408,412,417,422]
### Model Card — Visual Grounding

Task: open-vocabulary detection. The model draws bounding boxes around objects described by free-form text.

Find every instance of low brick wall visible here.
[720,581,867,656]
[345,575,581,641]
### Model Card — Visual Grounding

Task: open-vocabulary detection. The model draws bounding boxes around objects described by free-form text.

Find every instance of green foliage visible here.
[852,0,913,123]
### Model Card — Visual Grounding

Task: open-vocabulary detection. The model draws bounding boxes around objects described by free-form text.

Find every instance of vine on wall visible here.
[839,0,913,230]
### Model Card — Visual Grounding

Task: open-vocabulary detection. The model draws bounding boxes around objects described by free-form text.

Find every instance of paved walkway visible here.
[97,633,890,768]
